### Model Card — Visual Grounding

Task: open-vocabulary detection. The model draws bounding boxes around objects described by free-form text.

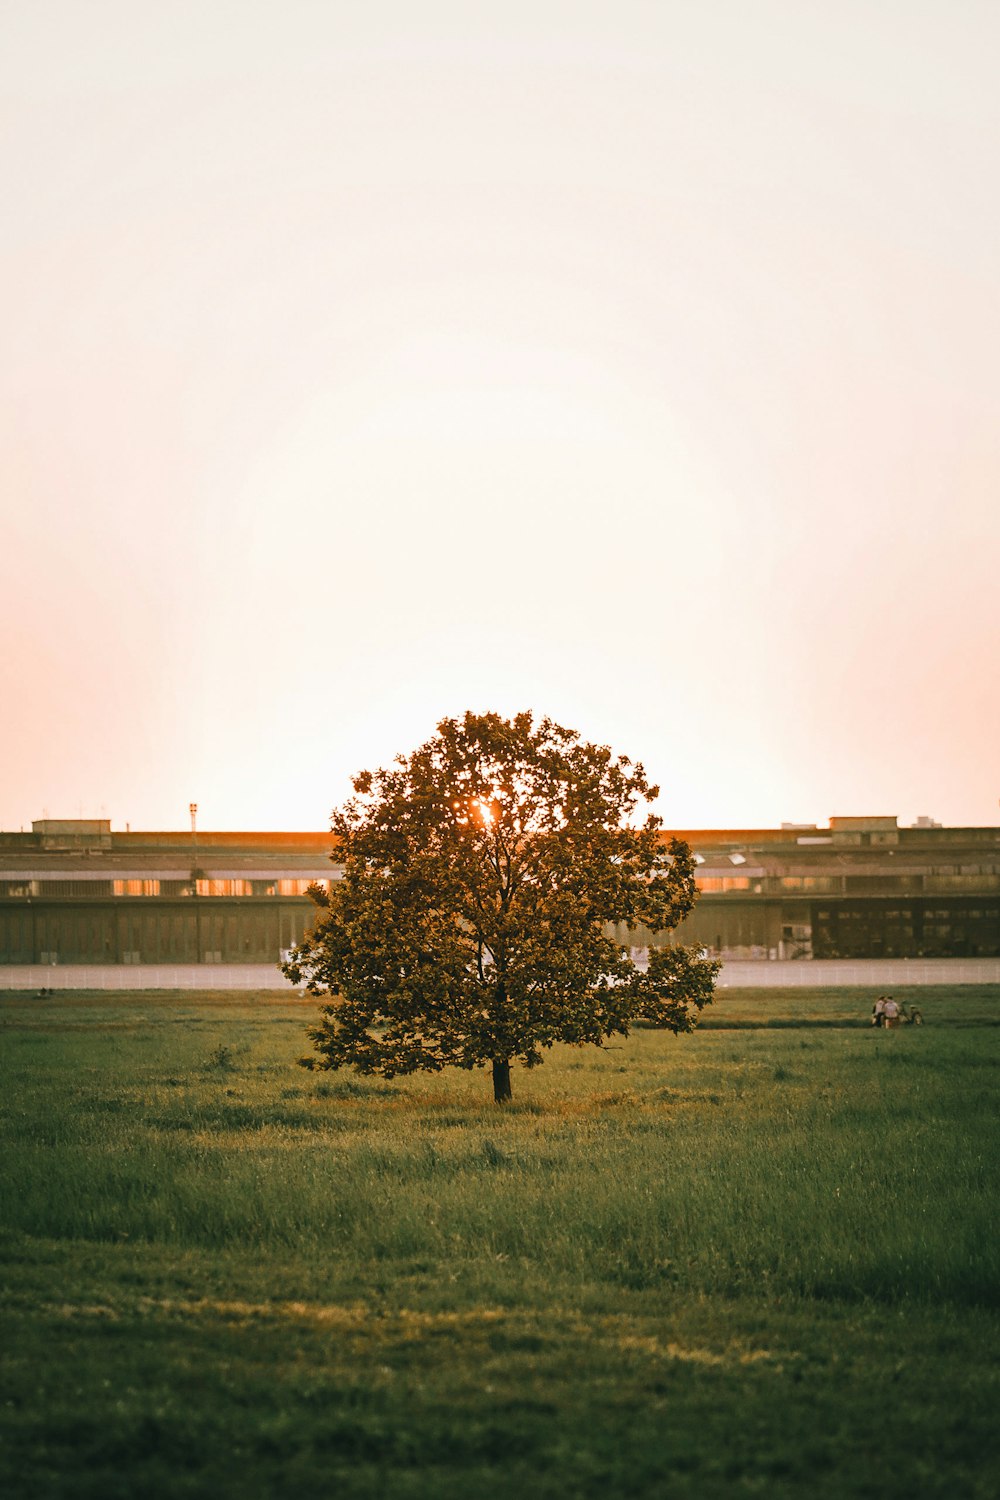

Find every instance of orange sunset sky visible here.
[1,3,997,833]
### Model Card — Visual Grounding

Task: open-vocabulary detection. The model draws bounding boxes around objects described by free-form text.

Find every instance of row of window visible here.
[695,874,1000,895]
[2,873,998,900]
[812,904,1000,958]
[0,878,330,898]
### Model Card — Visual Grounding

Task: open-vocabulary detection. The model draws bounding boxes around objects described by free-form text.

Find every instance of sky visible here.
[1,1,998,833]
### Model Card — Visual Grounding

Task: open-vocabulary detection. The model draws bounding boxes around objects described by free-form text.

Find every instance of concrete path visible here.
[1,958,998,990]
[716,958,1000,987]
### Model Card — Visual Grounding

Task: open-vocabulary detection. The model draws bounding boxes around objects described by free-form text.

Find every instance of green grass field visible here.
[1,986,998,1498]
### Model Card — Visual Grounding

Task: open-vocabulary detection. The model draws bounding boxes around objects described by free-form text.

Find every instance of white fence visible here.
[0,957,998,991]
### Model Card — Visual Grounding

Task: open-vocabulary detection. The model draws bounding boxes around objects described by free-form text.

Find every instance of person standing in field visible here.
[872,996,887,1026]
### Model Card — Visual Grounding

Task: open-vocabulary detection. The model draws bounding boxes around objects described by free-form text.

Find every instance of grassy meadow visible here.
[1,984,998,1498]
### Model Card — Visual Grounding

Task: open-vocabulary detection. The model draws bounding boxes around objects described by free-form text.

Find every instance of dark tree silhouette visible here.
[285,711,719,1101]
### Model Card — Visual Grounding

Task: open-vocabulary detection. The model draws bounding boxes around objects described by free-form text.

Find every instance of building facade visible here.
[0,815,997,968]
[645,816,1000,960]
[0,821,333,967]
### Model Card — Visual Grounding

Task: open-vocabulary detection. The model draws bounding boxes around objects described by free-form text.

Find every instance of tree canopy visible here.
[284,711,719,1101]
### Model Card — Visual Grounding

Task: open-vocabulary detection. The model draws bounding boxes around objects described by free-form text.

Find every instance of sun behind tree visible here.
[285,711,719,1102]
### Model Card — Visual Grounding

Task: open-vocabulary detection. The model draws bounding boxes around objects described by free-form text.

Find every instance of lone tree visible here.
[284,711,719,1102]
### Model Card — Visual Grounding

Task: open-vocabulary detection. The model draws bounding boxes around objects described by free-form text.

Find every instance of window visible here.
[194,879,254,897]
[113,880,161,897]
[844,876,923,894]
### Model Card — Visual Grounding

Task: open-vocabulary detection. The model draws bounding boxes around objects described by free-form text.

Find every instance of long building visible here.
[0,815,997,968]
[0,821,331,967]
[626,816,1000,960]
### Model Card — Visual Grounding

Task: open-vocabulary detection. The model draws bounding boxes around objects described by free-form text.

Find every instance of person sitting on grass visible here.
[883,995,900,1028]
[872,995,887,1026]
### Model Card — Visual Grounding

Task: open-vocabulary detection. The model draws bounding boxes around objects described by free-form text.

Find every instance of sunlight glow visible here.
[1,5,997,831]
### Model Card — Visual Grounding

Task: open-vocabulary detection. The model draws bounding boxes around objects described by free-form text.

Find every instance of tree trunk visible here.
[492,1059,512,1104]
